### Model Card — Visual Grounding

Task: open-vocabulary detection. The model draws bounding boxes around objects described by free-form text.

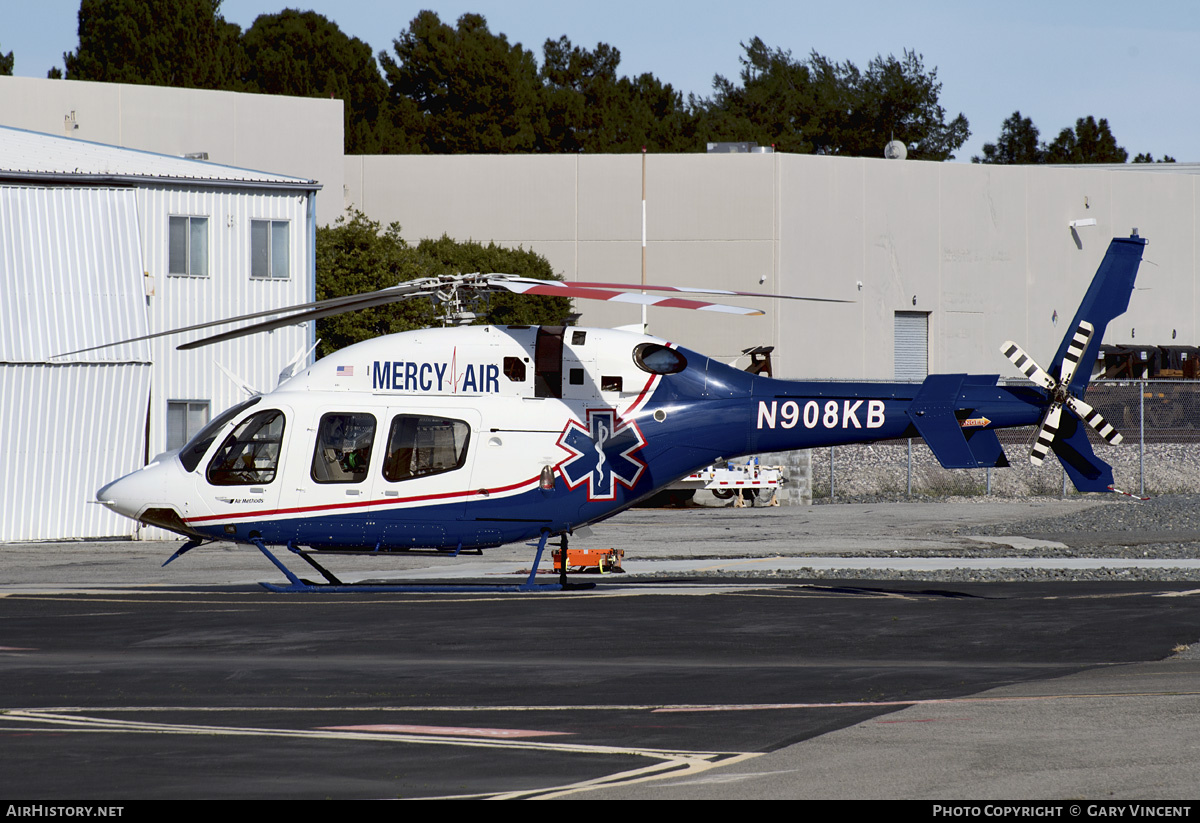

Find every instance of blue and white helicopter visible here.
[94,234,1147,591]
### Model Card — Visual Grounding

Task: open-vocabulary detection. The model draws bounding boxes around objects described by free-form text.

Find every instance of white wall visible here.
[347,152,1199,381]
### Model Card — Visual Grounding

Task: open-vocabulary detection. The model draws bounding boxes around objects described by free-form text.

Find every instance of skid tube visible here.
[252,532,595,593]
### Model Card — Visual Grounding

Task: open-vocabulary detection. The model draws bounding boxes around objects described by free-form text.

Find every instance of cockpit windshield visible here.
[178,396,262,472]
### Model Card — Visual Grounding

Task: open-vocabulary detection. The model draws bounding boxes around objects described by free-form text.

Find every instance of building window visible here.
[167,401,211,452]
[168,216,208,277]
[251,219,289,279]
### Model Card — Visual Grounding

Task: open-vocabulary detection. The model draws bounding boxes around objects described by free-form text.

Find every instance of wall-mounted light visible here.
[911,295,917,306]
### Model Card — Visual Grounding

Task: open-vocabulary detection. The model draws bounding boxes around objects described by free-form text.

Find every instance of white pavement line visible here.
[497,752,766,800]
[0,710,742,760]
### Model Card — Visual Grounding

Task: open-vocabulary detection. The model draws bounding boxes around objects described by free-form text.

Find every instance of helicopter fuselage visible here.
[99,324,1046,551]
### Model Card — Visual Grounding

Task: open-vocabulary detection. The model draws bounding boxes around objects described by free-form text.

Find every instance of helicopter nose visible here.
[97,459,177,521]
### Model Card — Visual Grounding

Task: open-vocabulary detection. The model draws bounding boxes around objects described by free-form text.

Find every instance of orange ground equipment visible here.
[552,547,624,574]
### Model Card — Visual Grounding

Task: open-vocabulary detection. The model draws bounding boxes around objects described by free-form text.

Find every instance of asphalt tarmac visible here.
[1,499,1198,800]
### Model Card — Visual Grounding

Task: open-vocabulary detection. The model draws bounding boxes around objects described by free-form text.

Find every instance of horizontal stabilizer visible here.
[907,374,1008,469]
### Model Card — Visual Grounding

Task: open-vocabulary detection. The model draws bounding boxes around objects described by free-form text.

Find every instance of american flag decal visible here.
[337,365,354,377]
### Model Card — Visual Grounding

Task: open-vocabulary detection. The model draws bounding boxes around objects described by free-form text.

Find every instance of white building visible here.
[0,126,318,540]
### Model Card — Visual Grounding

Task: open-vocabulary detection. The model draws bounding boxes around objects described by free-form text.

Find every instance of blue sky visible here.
[5,0,1198,162]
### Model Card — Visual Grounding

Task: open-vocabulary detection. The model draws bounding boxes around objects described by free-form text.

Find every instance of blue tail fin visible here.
[1051,234,1146,396]
[1050,234,1146,491]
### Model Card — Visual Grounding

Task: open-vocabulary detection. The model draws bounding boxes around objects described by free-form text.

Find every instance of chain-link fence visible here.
[813,380,1200,500]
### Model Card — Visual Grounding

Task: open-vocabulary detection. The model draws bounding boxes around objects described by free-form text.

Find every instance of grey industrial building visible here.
[1,75,1197,538]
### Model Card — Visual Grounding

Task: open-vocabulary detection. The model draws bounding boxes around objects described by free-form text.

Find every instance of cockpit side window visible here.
[311,412,376,484]
[382,415,470,482]
[206,409,286,486]
[179,396,262,472]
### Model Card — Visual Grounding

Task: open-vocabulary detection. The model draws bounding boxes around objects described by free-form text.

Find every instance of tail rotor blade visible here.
[1066,396,1123,445]
[1030,403,1063,466]
[1059,321,1094,386]
[1001,341,1055,391]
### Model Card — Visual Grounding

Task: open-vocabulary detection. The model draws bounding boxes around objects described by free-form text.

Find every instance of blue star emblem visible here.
[555,408,648,501]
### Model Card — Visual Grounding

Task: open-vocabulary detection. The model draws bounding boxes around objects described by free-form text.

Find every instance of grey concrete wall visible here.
[347,152,1199,382]
[0,77,345,225]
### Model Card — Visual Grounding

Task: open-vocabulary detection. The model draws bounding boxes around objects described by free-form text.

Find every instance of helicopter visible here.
[92,234,1147,592]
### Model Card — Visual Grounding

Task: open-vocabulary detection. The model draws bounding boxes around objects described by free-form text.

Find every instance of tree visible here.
[315,211,570,357]
[1132,152,1176,164]
[0,44,13,76]
[1044,116,1127,164]
[63,0,245,89]
[241,10,391,154]
[697,38,827,154]
[845,51,970,160]
[380,11,544,154]
[697,41,969,160]
[539,37,696,153]
[315,211,435,358]
[977,113,1145,165]
[973,111,1044,164]
[413,235,572,327]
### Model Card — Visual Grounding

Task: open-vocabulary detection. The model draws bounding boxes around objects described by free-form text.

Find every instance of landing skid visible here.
[251,532,594,593]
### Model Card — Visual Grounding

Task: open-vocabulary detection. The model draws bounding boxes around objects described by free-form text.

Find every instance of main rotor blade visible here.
[503,277,854,304]
[176,286,443,350]
[1058,320,1094,386]
[55,279,445,357]
[1065,396,1123,445]
[489,281,765,315]
[1030,403,1063,467]
[1001,341,1056,391]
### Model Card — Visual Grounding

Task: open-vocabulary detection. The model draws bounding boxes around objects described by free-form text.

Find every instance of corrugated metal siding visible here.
[0,363,149,540]
[0,186,150,362]
[0,185,152,540]
[894,311,929,381]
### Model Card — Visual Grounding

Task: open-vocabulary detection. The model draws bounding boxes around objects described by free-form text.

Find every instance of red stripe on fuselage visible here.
[184,475,540,525]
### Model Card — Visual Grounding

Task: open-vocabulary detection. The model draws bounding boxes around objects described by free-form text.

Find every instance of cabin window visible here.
[569,368,584,385]
[206,409,286,485]
[382,415,470,482]
[311,413,376,484]
[251,219,290,279]
[601,376,623,392]
[503,356,526,382]
[168,215,208,277]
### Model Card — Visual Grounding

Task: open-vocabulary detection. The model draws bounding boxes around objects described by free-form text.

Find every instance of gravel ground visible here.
[682,493,1200,584]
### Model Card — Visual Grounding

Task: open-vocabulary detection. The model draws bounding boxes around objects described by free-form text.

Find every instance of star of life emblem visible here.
[555,408,648,501]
